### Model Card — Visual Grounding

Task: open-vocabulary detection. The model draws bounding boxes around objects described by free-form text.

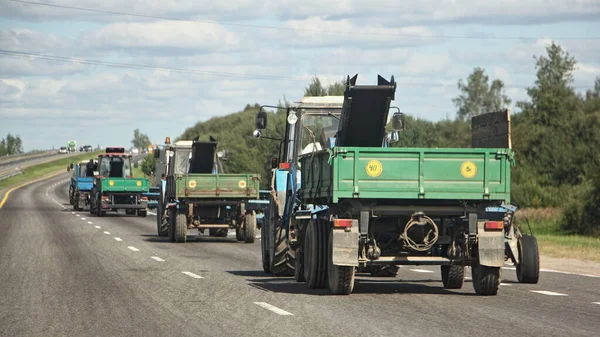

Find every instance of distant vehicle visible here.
[131,148,139,155]
[84,145,93,152]
[67,140,77,153]
[59,147,68,154]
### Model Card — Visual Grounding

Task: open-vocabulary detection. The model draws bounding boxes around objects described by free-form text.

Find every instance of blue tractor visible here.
[69,159,97,211]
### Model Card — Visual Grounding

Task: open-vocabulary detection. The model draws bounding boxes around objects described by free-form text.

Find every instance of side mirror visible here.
[270,157,279,169]
[253,130,262,139]
[392,112,405,131]
[153,149,160,159]
[386,131,400,144]
[256,110,267,130]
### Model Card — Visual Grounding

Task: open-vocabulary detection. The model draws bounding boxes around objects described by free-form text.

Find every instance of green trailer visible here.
[155,139,261,243]
[254,74,538,296]
[89,147,150,217]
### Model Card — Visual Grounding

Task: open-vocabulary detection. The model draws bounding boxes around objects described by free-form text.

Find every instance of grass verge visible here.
[517,207,600,262]
[0,151,102,191]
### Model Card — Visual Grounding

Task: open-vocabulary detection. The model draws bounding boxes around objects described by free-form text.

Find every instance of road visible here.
[1,173,599,337]
[0,151,85,180]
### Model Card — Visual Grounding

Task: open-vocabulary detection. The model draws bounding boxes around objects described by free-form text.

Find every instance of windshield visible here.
[174,148,192,174]
[297,112,340,156]
[78,163,95,177]
[99,156,132,177]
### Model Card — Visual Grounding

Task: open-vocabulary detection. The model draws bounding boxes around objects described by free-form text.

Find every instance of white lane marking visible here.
[114,237,123,242]
[76,214,80,217]
[531,290,568,296]
[127,246,140,252]
[500,283,512,286]
[182,271,203,279]
[103,231,111,235]
[539,268,600,279]
[410,269,434,273]
[254,302,293,316]
[71,212,75,214]
[465,277,472,280]
[94,226,101,229]
[147,211,157,215]
[151,256,165,262]
[593,302,600,305]
[81,217,86,220]
[87,221,93,224]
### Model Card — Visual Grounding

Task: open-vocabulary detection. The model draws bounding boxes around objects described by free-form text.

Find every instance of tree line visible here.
[174,42,599,236]
[0,134,23,156]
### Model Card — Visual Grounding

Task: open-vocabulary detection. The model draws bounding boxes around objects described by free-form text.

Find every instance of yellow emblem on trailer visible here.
[136,181,142,187]
[188,180,197,188]
[238,180,247,189]
[365,160,383,177]
[108,180,115,186]
[460,161,477,178]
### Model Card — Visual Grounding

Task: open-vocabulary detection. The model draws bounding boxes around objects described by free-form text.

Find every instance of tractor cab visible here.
[97,147,132,178]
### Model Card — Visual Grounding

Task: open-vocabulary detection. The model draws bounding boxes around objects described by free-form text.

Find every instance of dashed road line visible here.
[254,302,293,316]
[87,221,93,224]
[531,290,568,296]
[76,214,80,217]
[593,302,600,305]
[127,246,140,252]
[410,269,434,273]
[182,271,203,279]
[151,256,165,262]
[103,231,111,235]
[500,283,511,286]
[94,225,101,229]
[114,237,123,242]
[71,212,75,214]
[147,211,157,215]
[81,217,86,220]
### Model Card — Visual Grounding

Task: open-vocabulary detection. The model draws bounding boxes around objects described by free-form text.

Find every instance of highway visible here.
[1,173,599,337]
[0,151,85,181]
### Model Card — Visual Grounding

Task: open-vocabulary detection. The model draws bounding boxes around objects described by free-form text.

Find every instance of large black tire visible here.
[516,235,540,284]
[244,211,256,243]
[168,208,176,242]
[327,231,355,295]
[304,220,328,289]
[156,201,169,237]
[261,224,270,273]
[96,195,105,217]
[73,196,80,211]
[236,225,244,241]
[441,265,465,289]
[294,248,305,282]
[269,199,294,276]
[370,265,400,277]
[472,263,500,296]
[174,213,188,243]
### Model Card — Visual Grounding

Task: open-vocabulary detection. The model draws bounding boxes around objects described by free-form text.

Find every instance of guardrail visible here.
[0,168,23,181]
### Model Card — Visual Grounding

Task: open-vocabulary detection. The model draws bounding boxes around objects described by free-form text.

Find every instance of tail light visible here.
[484,221,503,231]
[141,196,148,201]
[278,162,291,170]
[101,195,109,201]
[333,219,353,228]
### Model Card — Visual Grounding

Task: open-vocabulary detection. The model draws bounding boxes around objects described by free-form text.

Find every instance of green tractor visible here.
[254,74,538,295]
[154,137,261,243]
[89,147,150,217]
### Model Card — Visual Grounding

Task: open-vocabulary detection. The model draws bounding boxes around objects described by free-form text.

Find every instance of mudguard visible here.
[331,221,359,267]
[477,221,505,267]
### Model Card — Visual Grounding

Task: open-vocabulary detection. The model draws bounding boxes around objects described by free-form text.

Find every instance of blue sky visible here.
[1,0,599,151]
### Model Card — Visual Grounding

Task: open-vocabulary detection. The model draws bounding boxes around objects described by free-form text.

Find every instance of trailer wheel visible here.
[173,213,187,243]
[369,265,400,277]
[472,262,500,296]
[236,225,244,241]
[156,201,168,237]
[441,265,465,289]
[244,211,256,243]
[304,220,328,289]
[327,231,354,295]
[96,195,105,217]
[261,223,270,273]
[516,235,539,284]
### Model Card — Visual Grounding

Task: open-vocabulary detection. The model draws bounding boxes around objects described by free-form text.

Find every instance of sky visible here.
[0,0,599,152]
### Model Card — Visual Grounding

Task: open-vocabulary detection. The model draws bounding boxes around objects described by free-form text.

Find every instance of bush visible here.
[562,175,600,236]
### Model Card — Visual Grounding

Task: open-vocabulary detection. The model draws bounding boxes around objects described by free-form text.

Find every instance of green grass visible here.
[516,208,600,261]
[0,151,102,191]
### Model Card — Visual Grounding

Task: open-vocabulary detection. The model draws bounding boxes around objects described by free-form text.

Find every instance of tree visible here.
[304,76,346,96]
[0,134,23,155]
[140,153,156,177]
[131,129,151,150]
[452,67,511,120]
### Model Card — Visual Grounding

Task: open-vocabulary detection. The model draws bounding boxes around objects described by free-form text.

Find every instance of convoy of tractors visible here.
[67,74,539,296]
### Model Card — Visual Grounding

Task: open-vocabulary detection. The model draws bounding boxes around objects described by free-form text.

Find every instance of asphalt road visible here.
[1,173,599,337]
[0,151,83,179]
